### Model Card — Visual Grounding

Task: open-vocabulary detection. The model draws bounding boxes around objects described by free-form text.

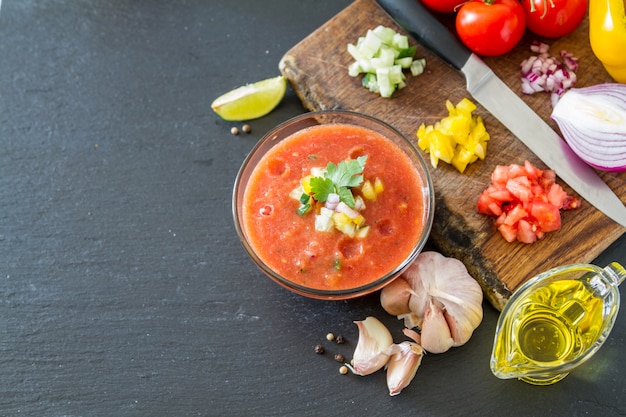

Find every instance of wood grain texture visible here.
[279,0,626,310]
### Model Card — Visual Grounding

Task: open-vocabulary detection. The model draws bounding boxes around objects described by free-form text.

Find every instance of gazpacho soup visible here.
[242,122,428,292]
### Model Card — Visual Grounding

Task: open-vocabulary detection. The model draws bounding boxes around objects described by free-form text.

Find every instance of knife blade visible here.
[375,0,626,228]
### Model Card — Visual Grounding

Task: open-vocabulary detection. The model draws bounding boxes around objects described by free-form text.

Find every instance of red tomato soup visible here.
[242,123,426,291]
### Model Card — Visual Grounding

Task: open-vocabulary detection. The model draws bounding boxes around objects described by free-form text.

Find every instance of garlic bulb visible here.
[380,251,483,353]
[386,341,424,396]
[350,316,394,376]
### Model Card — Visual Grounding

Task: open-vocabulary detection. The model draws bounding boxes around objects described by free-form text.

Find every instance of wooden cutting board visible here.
[279,0,626,310]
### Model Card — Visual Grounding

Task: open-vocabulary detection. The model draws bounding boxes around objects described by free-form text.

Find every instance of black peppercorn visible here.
[314,344,325,354]
[334,353,345,363]
[335,335,345,344]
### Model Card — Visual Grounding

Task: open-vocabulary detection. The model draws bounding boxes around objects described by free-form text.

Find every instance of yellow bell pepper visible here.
[589,0,626,83]
[415,98,489,173]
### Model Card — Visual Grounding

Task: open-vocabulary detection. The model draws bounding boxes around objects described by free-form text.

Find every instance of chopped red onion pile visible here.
[551,83,626,172]
[520,42,578,107]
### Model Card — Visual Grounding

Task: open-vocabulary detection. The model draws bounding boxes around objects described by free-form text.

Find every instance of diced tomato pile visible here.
[477,160,581,243]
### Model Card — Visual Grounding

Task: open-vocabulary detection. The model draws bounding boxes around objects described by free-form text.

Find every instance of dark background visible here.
[1,1,625,416]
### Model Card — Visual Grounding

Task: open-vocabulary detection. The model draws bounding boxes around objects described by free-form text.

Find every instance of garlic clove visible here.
[350,316,394,376]
[420,299,454,353]
[380,277,414,316]
[444,300,483,346]
[430,259,483,346]
[386,341,424,396]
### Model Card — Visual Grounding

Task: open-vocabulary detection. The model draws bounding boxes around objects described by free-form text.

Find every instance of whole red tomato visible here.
[420,0,466,13]
[456,0,527,56]
[522,0,587,38]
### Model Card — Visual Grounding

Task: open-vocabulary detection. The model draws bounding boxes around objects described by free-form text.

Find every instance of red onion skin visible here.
[587,162,626,173]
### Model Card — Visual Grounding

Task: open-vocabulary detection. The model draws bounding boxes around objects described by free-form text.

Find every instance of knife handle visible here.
[376,0,471,71]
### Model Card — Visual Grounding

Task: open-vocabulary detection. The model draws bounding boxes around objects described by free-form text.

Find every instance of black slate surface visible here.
[1,1,625,416]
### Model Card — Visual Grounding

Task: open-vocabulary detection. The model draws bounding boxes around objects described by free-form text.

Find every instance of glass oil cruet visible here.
[490,262,626,385]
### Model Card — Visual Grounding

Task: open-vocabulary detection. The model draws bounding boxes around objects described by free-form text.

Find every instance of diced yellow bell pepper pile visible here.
[416,98,490,173]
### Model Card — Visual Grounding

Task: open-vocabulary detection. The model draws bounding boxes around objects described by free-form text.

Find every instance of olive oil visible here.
[517,313,573,363]
[491,279,604,383]
[515,280,603,364]
[491,262,625,385]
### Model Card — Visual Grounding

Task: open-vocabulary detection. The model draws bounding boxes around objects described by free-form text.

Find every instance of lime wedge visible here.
[211,75,287,121]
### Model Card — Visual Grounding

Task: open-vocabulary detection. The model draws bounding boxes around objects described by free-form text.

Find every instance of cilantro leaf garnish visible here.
[309,176,335,203]
[310,156,367,209]
[327,156,367,188]
[338,187,356,209]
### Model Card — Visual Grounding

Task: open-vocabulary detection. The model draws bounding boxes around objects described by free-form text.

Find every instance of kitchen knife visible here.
[375,0,626,228]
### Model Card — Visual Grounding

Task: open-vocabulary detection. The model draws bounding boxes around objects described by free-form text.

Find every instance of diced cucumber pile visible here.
[347,25,426,98]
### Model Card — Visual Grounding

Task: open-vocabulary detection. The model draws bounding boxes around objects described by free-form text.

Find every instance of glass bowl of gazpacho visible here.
[233,111,434,300]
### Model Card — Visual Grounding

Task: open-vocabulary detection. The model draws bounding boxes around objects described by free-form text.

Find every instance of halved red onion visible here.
[551,83,626,172]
